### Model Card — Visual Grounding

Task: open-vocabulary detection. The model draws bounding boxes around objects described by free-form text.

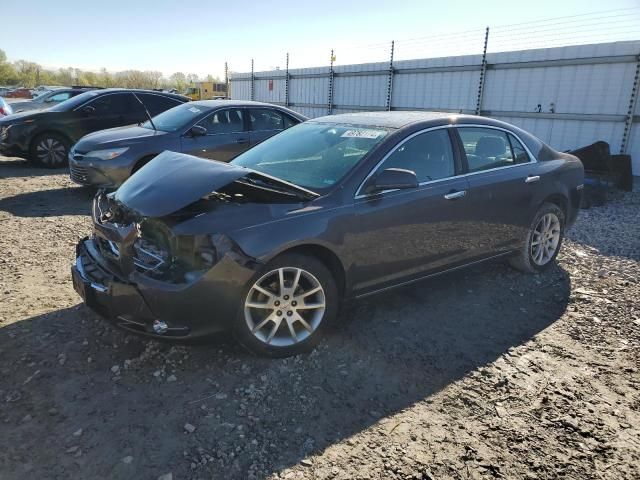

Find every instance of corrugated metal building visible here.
[230,40,640,175]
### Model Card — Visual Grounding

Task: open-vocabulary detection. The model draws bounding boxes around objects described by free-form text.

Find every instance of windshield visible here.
[141,103,207,132]
[48,90,99,112]
[231,122,389,191]
[32,93,48,103]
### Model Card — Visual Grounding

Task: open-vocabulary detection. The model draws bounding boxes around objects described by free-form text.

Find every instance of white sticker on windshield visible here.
[341,129,383,139]
[188,107,201,113]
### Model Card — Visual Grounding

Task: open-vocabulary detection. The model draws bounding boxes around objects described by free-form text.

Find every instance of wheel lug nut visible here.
[291,301,297,307]
[283,295,289,300]
[287,311,293,316]
[276,310,282,316]
[274,300,280,306]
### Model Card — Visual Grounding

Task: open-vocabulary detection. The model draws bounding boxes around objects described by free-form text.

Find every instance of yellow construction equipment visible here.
[185,81,227,101]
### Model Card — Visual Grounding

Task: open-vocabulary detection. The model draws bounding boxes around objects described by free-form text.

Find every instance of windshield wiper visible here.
[131,92,156,131]
[240,175,317,201]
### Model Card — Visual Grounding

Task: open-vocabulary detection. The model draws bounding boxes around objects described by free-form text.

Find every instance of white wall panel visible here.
[230,40,640,173]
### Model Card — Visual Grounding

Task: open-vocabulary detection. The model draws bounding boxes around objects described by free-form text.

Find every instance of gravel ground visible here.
[0,156,638,480]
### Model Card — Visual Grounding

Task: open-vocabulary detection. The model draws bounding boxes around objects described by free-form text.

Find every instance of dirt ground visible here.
[0,156,638,480]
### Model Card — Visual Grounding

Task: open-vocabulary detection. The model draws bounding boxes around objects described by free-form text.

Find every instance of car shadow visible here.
[0,261,571,479]
[0,185,94,217]
[0,158,68,178]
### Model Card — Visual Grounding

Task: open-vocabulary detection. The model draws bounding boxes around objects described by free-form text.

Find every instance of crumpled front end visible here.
[71,191,261,339]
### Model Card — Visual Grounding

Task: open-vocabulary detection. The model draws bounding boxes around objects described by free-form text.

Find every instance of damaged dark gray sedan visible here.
[72,112,584,357]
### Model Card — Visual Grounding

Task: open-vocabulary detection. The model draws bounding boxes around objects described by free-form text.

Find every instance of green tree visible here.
[169,72,187,92]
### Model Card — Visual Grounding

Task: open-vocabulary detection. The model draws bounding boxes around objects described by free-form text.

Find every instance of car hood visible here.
[10,100,42,112]
[0,109,42,124]
[77,125,168,151]
[112,151,318,218]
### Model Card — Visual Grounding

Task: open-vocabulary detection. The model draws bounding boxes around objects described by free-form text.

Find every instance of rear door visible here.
[180,107,248,162]
[455,126,540,256]
[72,93,138,137]
[248,108,298,146]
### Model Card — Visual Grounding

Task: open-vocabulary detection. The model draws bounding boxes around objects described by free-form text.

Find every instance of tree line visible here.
[0,49,220,92]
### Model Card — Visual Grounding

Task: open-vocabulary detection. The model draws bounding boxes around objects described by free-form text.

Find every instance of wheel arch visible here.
[29,129,73,152]
[132,153,158,173]
[541,193,568,218]
[270,243,347,299]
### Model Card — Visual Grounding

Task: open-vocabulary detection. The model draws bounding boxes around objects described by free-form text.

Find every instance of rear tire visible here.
[30,133,70,168]
[234,253,338,357]
[509,202,565,273]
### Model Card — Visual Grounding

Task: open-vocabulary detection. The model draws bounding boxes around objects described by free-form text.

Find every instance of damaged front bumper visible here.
[72,237,259,339]
[71,195,262,340]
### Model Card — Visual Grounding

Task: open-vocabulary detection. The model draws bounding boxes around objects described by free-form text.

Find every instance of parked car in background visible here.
[11,87,99,113]
[0,98,13,118]
[71,112,584,357]
[0,88,189,167]
[31,85,65,97]
[5,88,32,99]
[68,100,306,187]
[0,87,14,97]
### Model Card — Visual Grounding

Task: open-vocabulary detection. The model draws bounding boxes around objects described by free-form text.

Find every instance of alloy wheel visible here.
[531,212,561,266]
[36,137,67,166]
[244,267,326,347]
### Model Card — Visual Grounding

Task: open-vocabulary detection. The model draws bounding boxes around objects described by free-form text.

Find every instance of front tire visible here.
[509,202,565,273]
[30,133,70,168]
[234,253,338,357]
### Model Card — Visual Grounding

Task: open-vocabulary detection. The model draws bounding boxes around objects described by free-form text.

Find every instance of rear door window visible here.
[507,133,531,164]
[457,127,515,173]
[249,108,285,131]
[283,113,299,129]
[138,94,182,116]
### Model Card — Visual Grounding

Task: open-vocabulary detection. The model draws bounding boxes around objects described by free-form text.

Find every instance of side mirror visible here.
[189,125,207,137]
[81,105,95,116]
[364,168,418,194]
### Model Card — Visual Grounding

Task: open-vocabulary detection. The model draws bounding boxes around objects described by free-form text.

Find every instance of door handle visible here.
[444,190,467,200]
[525,175,540,183]
[236,138,248,144]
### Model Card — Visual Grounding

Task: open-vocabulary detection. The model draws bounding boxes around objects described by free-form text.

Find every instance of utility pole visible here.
[250,59,255,101]
[327,49,335,115]
[386,40,395,111]
[475,27,490,116]
[620,53,640,153]
[285,53,290,107]
[224,62,229,98]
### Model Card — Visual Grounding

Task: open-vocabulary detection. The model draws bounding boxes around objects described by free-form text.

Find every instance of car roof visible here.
[187,100,308,120]
[190,100,289,108]
[95,88,189,101]
[310,111,519,130]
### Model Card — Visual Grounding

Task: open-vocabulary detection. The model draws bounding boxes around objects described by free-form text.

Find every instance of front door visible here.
[347,128,475,294]
[181,108,249,162]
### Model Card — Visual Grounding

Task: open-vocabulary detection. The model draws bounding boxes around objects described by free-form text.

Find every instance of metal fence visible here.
[228,9,640,175]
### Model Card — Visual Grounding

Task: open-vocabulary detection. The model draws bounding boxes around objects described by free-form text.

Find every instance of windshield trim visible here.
[245,168,320,198]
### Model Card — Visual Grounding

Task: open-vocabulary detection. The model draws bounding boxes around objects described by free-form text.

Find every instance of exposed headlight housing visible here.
[86,147,129,160]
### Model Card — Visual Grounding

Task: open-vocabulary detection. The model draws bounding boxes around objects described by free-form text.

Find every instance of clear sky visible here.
[2,0,639,78]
